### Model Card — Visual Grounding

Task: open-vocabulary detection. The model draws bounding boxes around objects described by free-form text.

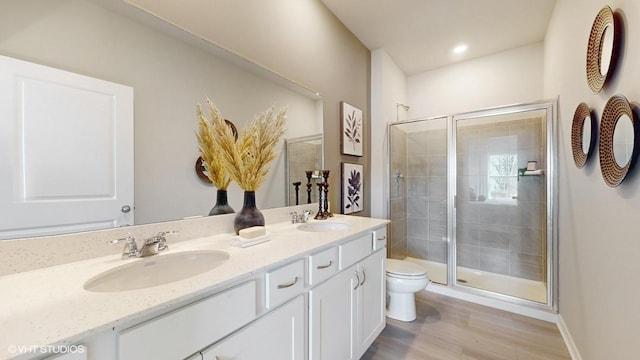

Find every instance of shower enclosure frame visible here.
[386,99,558,314]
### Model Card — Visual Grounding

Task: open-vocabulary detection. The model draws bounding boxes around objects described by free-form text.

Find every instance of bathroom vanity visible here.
[0,213,388,360]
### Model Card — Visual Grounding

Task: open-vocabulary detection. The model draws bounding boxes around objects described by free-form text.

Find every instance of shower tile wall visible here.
[456,117,547,281]
[389,126,407,259]
[405,129,448,263]
[288,142,322,205]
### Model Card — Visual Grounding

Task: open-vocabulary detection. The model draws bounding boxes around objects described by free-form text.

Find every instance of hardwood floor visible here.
[362,291,571,360]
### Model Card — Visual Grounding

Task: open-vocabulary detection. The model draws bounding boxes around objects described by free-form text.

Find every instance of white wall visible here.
[0,0,320,225]
[370,49,408,218]
[407,43,544,118]
[544,0,640,359]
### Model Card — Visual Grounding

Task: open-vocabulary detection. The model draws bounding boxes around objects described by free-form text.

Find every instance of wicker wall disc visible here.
[571,102,593,168]
[586,6,615,94]
[599,95,635,187]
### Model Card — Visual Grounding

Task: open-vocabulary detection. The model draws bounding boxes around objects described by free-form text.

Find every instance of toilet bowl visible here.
[386,259,429,322]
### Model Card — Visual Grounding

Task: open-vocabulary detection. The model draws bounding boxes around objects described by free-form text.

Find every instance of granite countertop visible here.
[0,215,388,360]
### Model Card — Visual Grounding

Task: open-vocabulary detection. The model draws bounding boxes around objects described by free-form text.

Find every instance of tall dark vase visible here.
[234,191,265,234]
[209,189,235,216]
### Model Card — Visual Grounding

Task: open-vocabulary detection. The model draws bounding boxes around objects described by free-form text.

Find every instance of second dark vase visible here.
[234,191,265,234]
[209,189,235,216]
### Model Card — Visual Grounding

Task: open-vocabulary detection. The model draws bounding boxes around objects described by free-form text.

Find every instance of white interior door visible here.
[0,55,134,239]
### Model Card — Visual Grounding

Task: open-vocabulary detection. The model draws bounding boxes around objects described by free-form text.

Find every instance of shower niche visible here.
[387,100,557,313]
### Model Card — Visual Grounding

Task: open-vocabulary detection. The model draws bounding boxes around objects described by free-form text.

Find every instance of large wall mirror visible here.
[0,0,323,239]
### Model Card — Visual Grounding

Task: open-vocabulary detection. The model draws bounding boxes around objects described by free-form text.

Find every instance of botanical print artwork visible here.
[341,102,363,156]
[342,162,363,214]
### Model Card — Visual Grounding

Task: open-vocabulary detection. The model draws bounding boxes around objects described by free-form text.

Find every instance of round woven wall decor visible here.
[571,102,593,168]
[599,95,634,187]
[586,6,616,94]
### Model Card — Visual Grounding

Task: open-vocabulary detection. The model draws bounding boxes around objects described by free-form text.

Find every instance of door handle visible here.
[353,271,360,290]
[359,269,366,286]
[121,205,131,213]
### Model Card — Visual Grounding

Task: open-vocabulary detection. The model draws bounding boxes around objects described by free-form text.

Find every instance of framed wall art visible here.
[341,101,363,156]
[341,162,363,214]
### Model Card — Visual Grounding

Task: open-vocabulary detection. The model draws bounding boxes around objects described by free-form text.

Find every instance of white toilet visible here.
[385,259,429,322]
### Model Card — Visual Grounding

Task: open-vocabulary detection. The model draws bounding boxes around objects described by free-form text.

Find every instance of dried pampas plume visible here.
[196,99,232,190]
[211,104,286,191]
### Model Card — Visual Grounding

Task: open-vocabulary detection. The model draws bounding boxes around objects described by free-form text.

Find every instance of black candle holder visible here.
[292,181,301,205]
[305,171,313,204]
[322,170,333,217]
[314,182,327,220]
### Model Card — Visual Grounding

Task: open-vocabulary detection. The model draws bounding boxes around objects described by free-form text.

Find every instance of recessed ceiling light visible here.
[453,44,468,54]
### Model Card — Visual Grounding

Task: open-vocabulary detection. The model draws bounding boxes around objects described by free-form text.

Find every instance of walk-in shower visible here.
[387,100,557,312]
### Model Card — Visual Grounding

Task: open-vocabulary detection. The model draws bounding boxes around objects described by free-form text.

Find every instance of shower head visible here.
[397,103,410,111]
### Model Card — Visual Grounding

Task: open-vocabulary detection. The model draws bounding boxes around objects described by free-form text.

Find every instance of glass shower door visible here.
[388,117,448,285]
[454,109,549,303]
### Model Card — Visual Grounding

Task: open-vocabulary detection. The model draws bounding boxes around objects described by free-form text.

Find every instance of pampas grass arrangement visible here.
[196,99,232,190]
[211,103,286,191]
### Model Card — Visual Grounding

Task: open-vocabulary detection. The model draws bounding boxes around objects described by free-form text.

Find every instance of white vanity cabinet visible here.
[93,223,387,360]
[309,228,386,360]
[201,296,305,360]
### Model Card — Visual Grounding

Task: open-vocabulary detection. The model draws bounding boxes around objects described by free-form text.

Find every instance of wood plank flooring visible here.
[362,291,571,360]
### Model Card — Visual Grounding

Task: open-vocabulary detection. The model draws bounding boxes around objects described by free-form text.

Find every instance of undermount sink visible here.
[84,250,229,293]
[296,221,351,232]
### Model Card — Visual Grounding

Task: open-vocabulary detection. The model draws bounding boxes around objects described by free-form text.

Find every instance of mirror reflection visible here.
[582,116,592,154]
[613,114,634,167]
[600,24,614,76]
[285,135,324,206]
[0,0,323,239]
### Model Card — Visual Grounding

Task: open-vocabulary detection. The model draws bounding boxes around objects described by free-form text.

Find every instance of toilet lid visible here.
[386,259,428,276]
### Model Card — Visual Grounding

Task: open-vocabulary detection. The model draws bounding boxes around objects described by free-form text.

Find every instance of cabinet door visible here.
[202,296,304,360]
[357,250,386,356]
[309,265,358,360]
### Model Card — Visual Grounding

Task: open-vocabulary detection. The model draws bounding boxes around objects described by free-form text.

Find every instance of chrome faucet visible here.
[110,231,177,259]
[290,210,314,224]
[110,235,139,259]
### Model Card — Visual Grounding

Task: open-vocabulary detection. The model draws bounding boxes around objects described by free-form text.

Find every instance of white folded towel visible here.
[524,169,544,175]
[230,233,271,248]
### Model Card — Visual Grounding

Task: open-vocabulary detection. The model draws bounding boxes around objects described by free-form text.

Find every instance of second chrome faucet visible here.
[290,210,314,224]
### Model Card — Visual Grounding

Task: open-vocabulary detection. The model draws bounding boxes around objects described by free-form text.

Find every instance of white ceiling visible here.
[321,0,557,75]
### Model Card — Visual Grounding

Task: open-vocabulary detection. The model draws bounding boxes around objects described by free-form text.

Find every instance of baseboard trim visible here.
[557,314,582,360]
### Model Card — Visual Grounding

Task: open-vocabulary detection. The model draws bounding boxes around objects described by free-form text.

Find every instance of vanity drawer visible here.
[265,259,305,309]
[372,226,388,251]
[118,281,256,360]
[339,234,372,270]
[308,247,338,286]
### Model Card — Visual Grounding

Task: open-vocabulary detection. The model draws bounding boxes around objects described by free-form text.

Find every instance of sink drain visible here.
[457,279,468,283]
